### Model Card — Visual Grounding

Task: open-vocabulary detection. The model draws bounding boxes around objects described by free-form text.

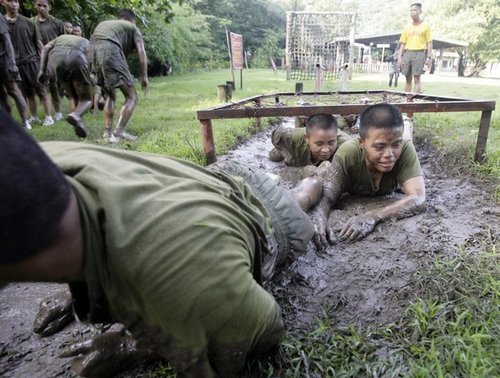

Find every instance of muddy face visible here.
[359,127,403,174]
[305,128,338,163]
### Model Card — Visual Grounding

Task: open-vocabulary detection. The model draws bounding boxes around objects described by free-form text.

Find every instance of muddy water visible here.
[1,118,498,376]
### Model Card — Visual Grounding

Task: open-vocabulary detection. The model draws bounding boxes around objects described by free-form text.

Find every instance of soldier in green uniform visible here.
[314,103,426,248]
[33,0,65,123]
[0,108,323,377]
[38,34,93,138]
[88,8,149,143]
[269,113,350,169]
[2,0,53,126]
[0,12,29,128]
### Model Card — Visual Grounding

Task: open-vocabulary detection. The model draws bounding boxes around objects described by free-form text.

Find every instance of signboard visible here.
[230,32,244,70]
[377,43,390,48]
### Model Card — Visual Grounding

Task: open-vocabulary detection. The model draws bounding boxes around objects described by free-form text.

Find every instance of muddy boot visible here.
[66,113,88,138]
[103,128,119,143]
[114,127,138,141]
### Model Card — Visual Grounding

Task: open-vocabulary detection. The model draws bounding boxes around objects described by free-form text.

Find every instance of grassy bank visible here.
[26,69,499,377]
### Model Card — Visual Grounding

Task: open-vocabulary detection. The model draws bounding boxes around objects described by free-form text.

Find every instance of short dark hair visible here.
[118,8,136,22]
[305,114,338,135]
[0,110,70,264]
[358,104,404,138]
[411,3,422,9]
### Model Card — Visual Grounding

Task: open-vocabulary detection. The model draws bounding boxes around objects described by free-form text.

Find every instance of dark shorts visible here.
[18,60,46,97]
[88,40,134,91]
[402,50,426,76]
[49,48,93,86]
[209,160,314,279]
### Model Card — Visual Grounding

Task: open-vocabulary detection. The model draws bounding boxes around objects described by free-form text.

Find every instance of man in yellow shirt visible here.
[397,3,432,94]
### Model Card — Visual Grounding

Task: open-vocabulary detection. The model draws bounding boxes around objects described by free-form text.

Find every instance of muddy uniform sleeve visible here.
[394,141,423,185]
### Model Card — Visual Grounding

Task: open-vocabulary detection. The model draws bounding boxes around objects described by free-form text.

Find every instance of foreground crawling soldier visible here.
[0,109,324,377]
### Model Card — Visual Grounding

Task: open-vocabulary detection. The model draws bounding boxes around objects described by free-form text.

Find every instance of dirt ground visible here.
[1,118,499,377]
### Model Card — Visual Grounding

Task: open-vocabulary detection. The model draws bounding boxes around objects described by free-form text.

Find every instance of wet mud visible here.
[1,118,499,377]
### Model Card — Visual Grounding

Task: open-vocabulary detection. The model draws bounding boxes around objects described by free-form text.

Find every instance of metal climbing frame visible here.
[196,90,496,165]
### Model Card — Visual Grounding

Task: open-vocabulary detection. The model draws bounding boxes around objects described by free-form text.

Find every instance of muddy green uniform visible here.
[33,15,65,45]
[41,142,313,377]
[333,140,423,195]
[271,127,350,167]
[88,20,140,90]
[46,35,91,85]
[0,14,19,84]
[5,15,44,96]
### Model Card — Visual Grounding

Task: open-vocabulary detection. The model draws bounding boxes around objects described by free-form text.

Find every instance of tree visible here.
[192,0,286,62]
[22,0,186,36]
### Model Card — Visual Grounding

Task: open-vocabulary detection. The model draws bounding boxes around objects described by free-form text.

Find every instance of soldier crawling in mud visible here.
[269,113,351,170]
[0,108,325,377]
[314,103,426,247]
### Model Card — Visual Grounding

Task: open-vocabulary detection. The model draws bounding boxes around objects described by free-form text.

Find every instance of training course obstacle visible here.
[197,90,495,165]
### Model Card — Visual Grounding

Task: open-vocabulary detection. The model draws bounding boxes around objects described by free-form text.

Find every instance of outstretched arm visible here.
[313,160,346,250]
[339,175,426,241]
[134,31,149,95]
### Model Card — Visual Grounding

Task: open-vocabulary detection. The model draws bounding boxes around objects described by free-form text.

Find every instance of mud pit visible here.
[1,118,499,377]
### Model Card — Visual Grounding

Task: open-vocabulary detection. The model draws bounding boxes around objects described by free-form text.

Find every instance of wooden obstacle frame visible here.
[196,90,496,165]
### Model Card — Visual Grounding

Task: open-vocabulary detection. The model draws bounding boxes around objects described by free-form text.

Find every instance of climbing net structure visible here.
[285,11,356,80]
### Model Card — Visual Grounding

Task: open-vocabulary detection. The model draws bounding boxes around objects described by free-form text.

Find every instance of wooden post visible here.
[474,110,492,163]
[254,98,262,130]
[315,64,321,92]
[217,85,231,102]
[200,119,216,164]
[295,82,303,94]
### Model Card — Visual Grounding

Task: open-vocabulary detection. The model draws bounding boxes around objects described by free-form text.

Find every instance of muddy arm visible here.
[339,175,426,241]
[313,160,345,250]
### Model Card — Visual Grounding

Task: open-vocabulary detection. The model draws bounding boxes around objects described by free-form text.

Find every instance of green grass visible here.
[24,69,499,377]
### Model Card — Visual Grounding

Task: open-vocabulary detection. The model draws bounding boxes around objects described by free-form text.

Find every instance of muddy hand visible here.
[60,331,151,378]
[313,217,334,251]
[33,292,74,337]
[339,214,376,242]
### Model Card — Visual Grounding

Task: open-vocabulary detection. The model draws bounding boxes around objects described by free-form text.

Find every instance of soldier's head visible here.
[358,104,404,174]
[305,114,339,163]
[118,8,136,24]
[34,0,51,18]
[0,109,71,267]
[72,24,82,36]
[63,21,73,34]
[410,3,422,22]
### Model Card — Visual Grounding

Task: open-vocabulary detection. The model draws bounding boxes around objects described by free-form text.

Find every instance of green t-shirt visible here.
[6,14,41,65]
[33,15,65,45]
[273,127,350,167]
[333,140,423,195]
[41,142,282,375]
[47,34,89,50]
[90,20,140,57]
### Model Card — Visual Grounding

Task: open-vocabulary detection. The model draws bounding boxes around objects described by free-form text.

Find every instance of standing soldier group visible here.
[0,0,148,142]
